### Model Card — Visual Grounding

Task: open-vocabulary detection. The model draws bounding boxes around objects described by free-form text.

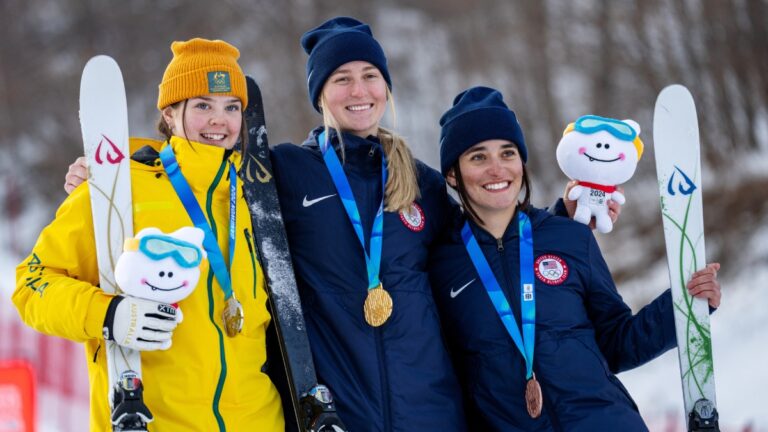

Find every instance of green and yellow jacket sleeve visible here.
[13,184,113,342]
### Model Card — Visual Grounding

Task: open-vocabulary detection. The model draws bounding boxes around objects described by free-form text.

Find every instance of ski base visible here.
[241,76,346,432]
[80,55,151,430]
[653,84,718,430]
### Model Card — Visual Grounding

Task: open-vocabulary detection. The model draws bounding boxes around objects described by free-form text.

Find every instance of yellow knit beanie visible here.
[157,38,247,110]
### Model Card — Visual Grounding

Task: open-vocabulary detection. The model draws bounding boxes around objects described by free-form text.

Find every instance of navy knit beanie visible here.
[301,16,392,112]
[439,86,527,175]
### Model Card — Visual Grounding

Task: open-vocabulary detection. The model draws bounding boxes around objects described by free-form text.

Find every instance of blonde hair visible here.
[319,89,420,213]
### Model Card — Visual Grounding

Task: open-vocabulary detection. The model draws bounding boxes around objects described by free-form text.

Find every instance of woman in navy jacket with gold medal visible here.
[269,17,465,431]
[428,86,722,431]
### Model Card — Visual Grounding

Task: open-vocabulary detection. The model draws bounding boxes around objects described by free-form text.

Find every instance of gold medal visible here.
[363,284,393,327]
[222,296,244,337]
[525,374,543,418]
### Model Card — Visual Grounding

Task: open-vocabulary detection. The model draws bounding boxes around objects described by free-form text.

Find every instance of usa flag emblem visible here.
[534,254,568,285]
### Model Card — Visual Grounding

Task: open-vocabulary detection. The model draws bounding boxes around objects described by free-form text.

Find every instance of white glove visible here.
[103,296,180,351]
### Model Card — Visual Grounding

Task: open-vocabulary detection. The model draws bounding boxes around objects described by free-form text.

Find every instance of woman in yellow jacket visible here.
[13,38,284,431]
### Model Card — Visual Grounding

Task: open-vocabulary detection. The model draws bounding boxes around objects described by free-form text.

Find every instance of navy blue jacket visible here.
[428,206,676,431]
[271,127,466,432]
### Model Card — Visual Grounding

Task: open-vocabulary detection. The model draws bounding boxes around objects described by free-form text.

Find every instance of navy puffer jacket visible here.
[428,206,676,431]
[271,127,466,432]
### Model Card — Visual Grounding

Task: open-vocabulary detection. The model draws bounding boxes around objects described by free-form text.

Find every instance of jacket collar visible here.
[302,126,383,171]
[131,136,241,194]
[462,206,551,245]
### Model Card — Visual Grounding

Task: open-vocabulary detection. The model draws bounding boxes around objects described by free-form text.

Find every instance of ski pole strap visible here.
[159,144,236,300]
[461,211,536,379]
[318,131,386,290]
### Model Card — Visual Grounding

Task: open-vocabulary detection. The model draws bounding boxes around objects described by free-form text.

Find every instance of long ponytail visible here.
[378,128,419,212]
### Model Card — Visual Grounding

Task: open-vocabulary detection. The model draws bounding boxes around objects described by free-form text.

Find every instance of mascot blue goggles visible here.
[124,235,203,268]
[574,115,637,141]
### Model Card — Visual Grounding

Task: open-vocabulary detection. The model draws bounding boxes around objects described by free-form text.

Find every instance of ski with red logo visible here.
[240,76,346,432]
[653,84,719,431]
[80,55,152,431]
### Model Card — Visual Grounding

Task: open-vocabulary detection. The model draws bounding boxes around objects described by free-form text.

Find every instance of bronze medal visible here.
[525,374,543,418]
[222,296,244,337]
[363,284,393,327]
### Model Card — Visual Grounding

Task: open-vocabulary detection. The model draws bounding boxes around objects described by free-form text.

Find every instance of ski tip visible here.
[81,55,123,91]
[657,84,694,104]
[246,75,262,105]
[84,55,119,70]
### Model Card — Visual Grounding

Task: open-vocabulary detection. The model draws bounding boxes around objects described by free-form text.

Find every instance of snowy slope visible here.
[619,227,768,431]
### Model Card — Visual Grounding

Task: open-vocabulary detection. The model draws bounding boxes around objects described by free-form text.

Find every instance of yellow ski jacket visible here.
[14,136,284,431]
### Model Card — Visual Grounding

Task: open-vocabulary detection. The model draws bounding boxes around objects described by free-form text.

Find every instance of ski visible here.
[653,84,719,431]
[240,76,346,432]
[80,55,152,431]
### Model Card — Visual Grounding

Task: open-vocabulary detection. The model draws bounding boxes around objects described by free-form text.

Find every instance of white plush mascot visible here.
[556,115,644,233]
[115,227,206,323]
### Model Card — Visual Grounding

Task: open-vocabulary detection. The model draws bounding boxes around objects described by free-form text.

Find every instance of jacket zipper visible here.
[374,327,392,432]
[244,228,258,299]
[206,158,229,432]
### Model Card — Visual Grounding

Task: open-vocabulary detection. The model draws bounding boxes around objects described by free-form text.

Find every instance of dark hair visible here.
[449,159,532,227]
[156,100,249,152]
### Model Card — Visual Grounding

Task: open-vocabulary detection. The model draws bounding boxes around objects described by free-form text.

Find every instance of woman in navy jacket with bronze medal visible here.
[428,86,722,431]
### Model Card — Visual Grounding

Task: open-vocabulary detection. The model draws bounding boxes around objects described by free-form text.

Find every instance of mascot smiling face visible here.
[556,115,642,186]
[556,115,644,233]
[115,227,206,304]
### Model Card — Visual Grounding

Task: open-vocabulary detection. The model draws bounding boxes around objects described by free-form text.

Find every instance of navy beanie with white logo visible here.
[301,16,392,112]
[439,86,527,175]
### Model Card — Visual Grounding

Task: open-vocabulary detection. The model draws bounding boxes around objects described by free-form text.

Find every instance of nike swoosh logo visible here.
[302,194,337,208]
[450,279,475,298]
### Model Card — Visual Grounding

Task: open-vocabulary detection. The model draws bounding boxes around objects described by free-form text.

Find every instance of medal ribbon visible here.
[318,131,386,290]
[462,211,536,379]
[159,144,237,300]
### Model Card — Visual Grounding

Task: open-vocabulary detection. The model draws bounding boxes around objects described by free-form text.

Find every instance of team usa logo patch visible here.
[399,203,425,232]
[534,254,569,285]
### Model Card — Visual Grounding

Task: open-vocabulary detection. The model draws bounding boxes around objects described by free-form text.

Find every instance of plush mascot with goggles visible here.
[115,227,206,322]
[556,115,644,233]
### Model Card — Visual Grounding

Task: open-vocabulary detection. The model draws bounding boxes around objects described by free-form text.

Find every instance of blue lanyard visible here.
[318,131,386,290]
[461,211,536,379]
[159,144,237,300]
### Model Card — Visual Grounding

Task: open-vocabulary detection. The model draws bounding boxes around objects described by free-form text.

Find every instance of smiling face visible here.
[556,129,640,185]
[114,227,205,304]
[115,250,200,304]
[448,139,524,223]
[163,95,243,149]
[319,61,388,138]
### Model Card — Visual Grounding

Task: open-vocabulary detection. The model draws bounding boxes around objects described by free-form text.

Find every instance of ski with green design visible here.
[240,76,346,432]
[80,55,152,431]
[653,84,719,431]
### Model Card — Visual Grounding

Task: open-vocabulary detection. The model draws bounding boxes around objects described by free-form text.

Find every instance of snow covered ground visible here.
[618,221,768,431]
[620,266,768,431]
